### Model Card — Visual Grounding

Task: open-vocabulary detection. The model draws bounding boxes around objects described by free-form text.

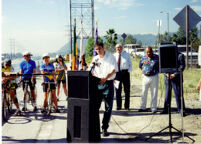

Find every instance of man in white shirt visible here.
[89,42,117,137]
[113,44,132,110]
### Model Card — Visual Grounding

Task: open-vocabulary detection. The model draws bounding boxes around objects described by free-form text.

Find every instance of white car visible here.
[131,48,145,58]
[181,51,198,66]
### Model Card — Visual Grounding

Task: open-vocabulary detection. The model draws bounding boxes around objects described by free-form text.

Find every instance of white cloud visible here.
[175,5,201,12]
[175,7,182,11]
[191,0,201,3]
[191,5,201,12]
[97,0,143,10]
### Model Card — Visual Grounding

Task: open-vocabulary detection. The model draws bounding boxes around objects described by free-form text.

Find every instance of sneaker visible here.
[102,129,109,137]
[55,108,60,113]
[14,109,22,116]
[33,106,38,112]
[41,109,47,113]
[22,107,27,111]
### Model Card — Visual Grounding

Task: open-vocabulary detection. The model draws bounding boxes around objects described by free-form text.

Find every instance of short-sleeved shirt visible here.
[20,59,36,79]
[139,54,159,76]
[54,62,66,80]
[90,52,117,80]
[40,63,55,82]
[2,66,16,83]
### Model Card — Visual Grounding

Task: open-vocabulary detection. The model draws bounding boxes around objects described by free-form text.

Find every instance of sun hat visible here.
[42,53,50,59]
[23,51,33,56]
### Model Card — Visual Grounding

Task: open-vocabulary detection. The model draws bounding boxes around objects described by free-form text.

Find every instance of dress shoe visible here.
[152,111,157,114]
[116,107,121,110]
[138,109,146,112]
[125,107,130,111]
[160,110,168,114]
[102,129,110,137]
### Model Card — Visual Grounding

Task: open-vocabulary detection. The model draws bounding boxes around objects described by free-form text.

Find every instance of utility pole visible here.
[186,5,189,69]
[200,24,201,39]
[9,39,15,60]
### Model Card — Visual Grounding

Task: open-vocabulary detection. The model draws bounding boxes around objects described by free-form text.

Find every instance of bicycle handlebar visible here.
[3,73,58,77]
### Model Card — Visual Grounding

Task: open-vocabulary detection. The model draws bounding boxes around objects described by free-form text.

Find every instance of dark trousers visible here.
[96,80,114,130]
[115,70,130,109]
[164,76,185,112]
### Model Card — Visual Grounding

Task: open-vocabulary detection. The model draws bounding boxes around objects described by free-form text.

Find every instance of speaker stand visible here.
[146,73,194,143]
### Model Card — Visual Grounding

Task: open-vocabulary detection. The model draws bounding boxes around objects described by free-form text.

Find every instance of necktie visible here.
[117,53,121,71]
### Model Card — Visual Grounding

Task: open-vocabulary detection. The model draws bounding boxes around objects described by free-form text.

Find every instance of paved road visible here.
[2,77,68,143]
[2,76,200,143]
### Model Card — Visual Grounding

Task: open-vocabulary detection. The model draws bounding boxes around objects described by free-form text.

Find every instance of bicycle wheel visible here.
[47,91,52,115]
[23,85,29,111]
[7,93,13,114]
[2,93,8,122]
[30,87,37,107]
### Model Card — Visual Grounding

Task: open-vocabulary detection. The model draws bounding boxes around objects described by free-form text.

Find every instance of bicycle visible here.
[2,82,17,121]
[41,81,57,115]
[2,83,10,122]
[21,79,35,112]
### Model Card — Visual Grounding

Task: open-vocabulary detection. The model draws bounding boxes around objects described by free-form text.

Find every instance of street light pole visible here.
[167,12,169,34]
[160,11,169,34]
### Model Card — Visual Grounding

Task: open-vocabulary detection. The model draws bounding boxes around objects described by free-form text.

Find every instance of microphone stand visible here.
[146,73,195,143]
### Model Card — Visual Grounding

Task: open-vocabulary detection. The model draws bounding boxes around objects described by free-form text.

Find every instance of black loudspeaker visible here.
[159,44,178,73]
[67,71,101,143]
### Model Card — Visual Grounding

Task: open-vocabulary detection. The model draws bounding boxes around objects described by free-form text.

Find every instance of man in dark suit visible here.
[161,52,186,116]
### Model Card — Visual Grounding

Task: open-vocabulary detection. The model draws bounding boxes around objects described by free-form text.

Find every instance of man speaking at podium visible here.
[89,42,117,137]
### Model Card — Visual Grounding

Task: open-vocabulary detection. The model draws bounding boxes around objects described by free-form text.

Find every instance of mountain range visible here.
[57,34,158,55]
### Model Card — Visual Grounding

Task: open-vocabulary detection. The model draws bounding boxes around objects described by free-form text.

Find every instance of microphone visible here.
[90,58,101,72]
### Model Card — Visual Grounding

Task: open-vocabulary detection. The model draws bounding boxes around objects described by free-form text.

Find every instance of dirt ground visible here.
[99,76,201,143]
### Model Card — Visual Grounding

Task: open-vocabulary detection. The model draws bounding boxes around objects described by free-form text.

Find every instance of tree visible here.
[170,27,199,46]
[125,34,137,44]
[137,40,142,47]
[85,37,103,57]
[85,37,94,57]
[170,27,186,44]
[104,29,118,53]
[155,32,171,45]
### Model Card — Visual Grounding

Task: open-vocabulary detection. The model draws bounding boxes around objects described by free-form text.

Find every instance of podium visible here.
[67,71,101,143]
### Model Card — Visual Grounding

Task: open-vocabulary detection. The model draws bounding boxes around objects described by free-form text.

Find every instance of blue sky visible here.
[1,0,201,55]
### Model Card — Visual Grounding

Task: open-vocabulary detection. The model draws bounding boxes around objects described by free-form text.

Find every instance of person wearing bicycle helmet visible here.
[54,55,68,101]
[20,51,38,112]
[2,59,21,116]
[40,53,60,113]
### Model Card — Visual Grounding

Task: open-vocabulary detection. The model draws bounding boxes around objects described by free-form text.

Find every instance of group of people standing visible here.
[89,42,187,137]
[2,41,194,137]
[2,52,68,115]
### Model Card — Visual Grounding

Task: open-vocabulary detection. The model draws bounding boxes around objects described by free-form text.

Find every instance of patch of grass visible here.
[86,56,200,95]
[131,57,201,95]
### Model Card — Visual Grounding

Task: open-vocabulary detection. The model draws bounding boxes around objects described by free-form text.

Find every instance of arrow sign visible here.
[121,33,127,39]
[174,5,201,31]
